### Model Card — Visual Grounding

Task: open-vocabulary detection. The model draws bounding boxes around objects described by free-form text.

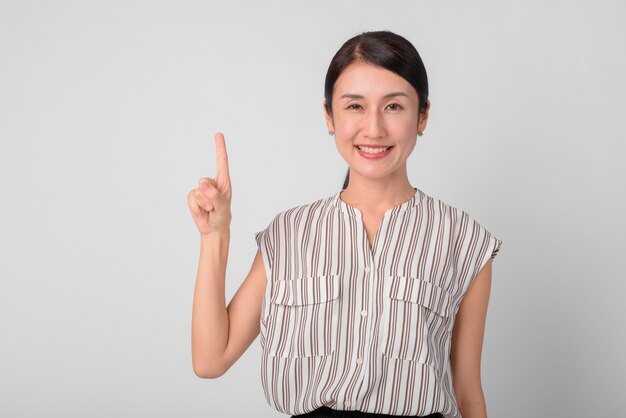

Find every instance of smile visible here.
[356,145,393,153]
[355,145,394,159]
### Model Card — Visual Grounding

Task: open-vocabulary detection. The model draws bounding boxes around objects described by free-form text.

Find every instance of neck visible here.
[340,172,416,214]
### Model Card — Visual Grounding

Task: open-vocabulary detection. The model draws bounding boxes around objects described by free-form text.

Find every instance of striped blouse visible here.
[254,187,502,418]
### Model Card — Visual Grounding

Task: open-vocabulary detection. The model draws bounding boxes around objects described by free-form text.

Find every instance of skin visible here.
[189,61,493,418]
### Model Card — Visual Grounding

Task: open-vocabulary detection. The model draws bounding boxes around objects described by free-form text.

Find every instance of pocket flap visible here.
[389,276,453,317]
[271,275,340,306]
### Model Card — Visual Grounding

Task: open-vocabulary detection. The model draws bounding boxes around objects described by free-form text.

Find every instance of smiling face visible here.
[324,61,429,185]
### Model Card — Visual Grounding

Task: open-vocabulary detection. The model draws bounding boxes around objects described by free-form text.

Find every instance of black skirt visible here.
[291,405,443,417]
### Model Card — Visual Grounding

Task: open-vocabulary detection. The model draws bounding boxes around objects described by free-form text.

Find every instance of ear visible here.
[322,100,334,132]
[417,99,431,134]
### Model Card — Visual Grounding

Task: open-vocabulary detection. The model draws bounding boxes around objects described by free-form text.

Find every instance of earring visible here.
[328,130,334,136]
[417,131,423,137]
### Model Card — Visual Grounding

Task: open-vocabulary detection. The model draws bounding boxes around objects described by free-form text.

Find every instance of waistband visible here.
[291,405,443,418]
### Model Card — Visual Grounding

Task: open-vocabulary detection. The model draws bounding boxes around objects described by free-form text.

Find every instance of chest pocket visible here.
[381,275,453,368]
[264,274,340,358]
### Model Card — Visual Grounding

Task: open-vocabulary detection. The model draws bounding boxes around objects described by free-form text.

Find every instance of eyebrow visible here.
[339,92,410,100]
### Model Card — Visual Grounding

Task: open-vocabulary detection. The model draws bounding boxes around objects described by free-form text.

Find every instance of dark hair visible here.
[323,30,429,190]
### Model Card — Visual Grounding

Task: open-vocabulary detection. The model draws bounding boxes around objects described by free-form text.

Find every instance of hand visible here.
[187,132,232,236]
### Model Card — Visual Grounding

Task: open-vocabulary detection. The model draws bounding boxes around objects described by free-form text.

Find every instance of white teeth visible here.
[357,145,391,154]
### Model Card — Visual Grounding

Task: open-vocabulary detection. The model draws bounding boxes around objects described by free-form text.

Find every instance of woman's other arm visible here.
[450,258,493,418]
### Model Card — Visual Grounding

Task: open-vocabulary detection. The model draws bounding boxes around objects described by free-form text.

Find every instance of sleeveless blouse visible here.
[254,187,502,418]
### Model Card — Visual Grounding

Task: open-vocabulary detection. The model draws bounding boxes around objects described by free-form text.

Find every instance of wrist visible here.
[200,228,230,242]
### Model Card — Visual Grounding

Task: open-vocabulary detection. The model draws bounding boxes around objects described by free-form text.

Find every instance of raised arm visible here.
[187,132,267,378]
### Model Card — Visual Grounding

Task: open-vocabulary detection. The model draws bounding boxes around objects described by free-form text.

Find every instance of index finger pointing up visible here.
[214,132,231,186]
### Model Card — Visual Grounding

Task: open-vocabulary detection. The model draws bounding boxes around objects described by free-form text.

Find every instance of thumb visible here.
[204,181,228,211]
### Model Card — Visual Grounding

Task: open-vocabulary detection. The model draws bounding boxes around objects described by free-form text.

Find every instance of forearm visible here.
[457,398,487,418]
[191,230,230,378]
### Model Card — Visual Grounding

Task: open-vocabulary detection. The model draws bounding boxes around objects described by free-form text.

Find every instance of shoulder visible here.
[418,189,496,244]
[269,193,336,225]
[420,190,502,291]
[256,192,336,238]
[429,192,502,266]
[418,188,468,225]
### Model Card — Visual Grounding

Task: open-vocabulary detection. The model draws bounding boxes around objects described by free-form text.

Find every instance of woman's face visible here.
[323,61,429,184]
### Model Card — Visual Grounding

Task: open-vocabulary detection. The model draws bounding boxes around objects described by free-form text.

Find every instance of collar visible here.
[332,187,424,217]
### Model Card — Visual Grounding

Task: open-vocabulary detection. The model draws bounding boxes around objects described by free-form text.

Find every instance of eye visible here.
[386,103,403,111]
[347,103,363,110]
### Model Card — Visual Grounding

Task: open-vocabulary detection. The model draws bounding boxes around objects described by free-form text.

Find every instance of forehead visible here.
[333,61,416,99]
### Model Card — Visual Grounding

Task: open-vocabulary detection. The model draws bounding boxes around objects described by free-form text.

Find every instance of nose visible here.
[364,108,385,138]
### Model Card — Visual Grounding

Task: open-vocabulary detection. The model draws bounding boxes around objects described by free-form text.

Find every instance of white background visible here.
[1,1,624,416]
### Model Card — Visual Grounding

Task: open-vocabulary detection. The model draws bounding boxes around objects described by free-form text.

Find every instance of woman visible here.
[188,30,501,418]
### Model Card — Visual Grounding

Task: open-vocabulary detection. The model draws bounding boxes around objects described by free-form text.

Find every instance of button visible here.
[364,266,371,273]
[356,357,363,365]
[361,310,367,317]
[345,400,351,407]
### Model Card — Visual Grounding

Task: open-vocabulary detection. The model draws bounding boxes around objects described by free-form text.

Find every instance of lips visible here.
[355,145,394,159]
